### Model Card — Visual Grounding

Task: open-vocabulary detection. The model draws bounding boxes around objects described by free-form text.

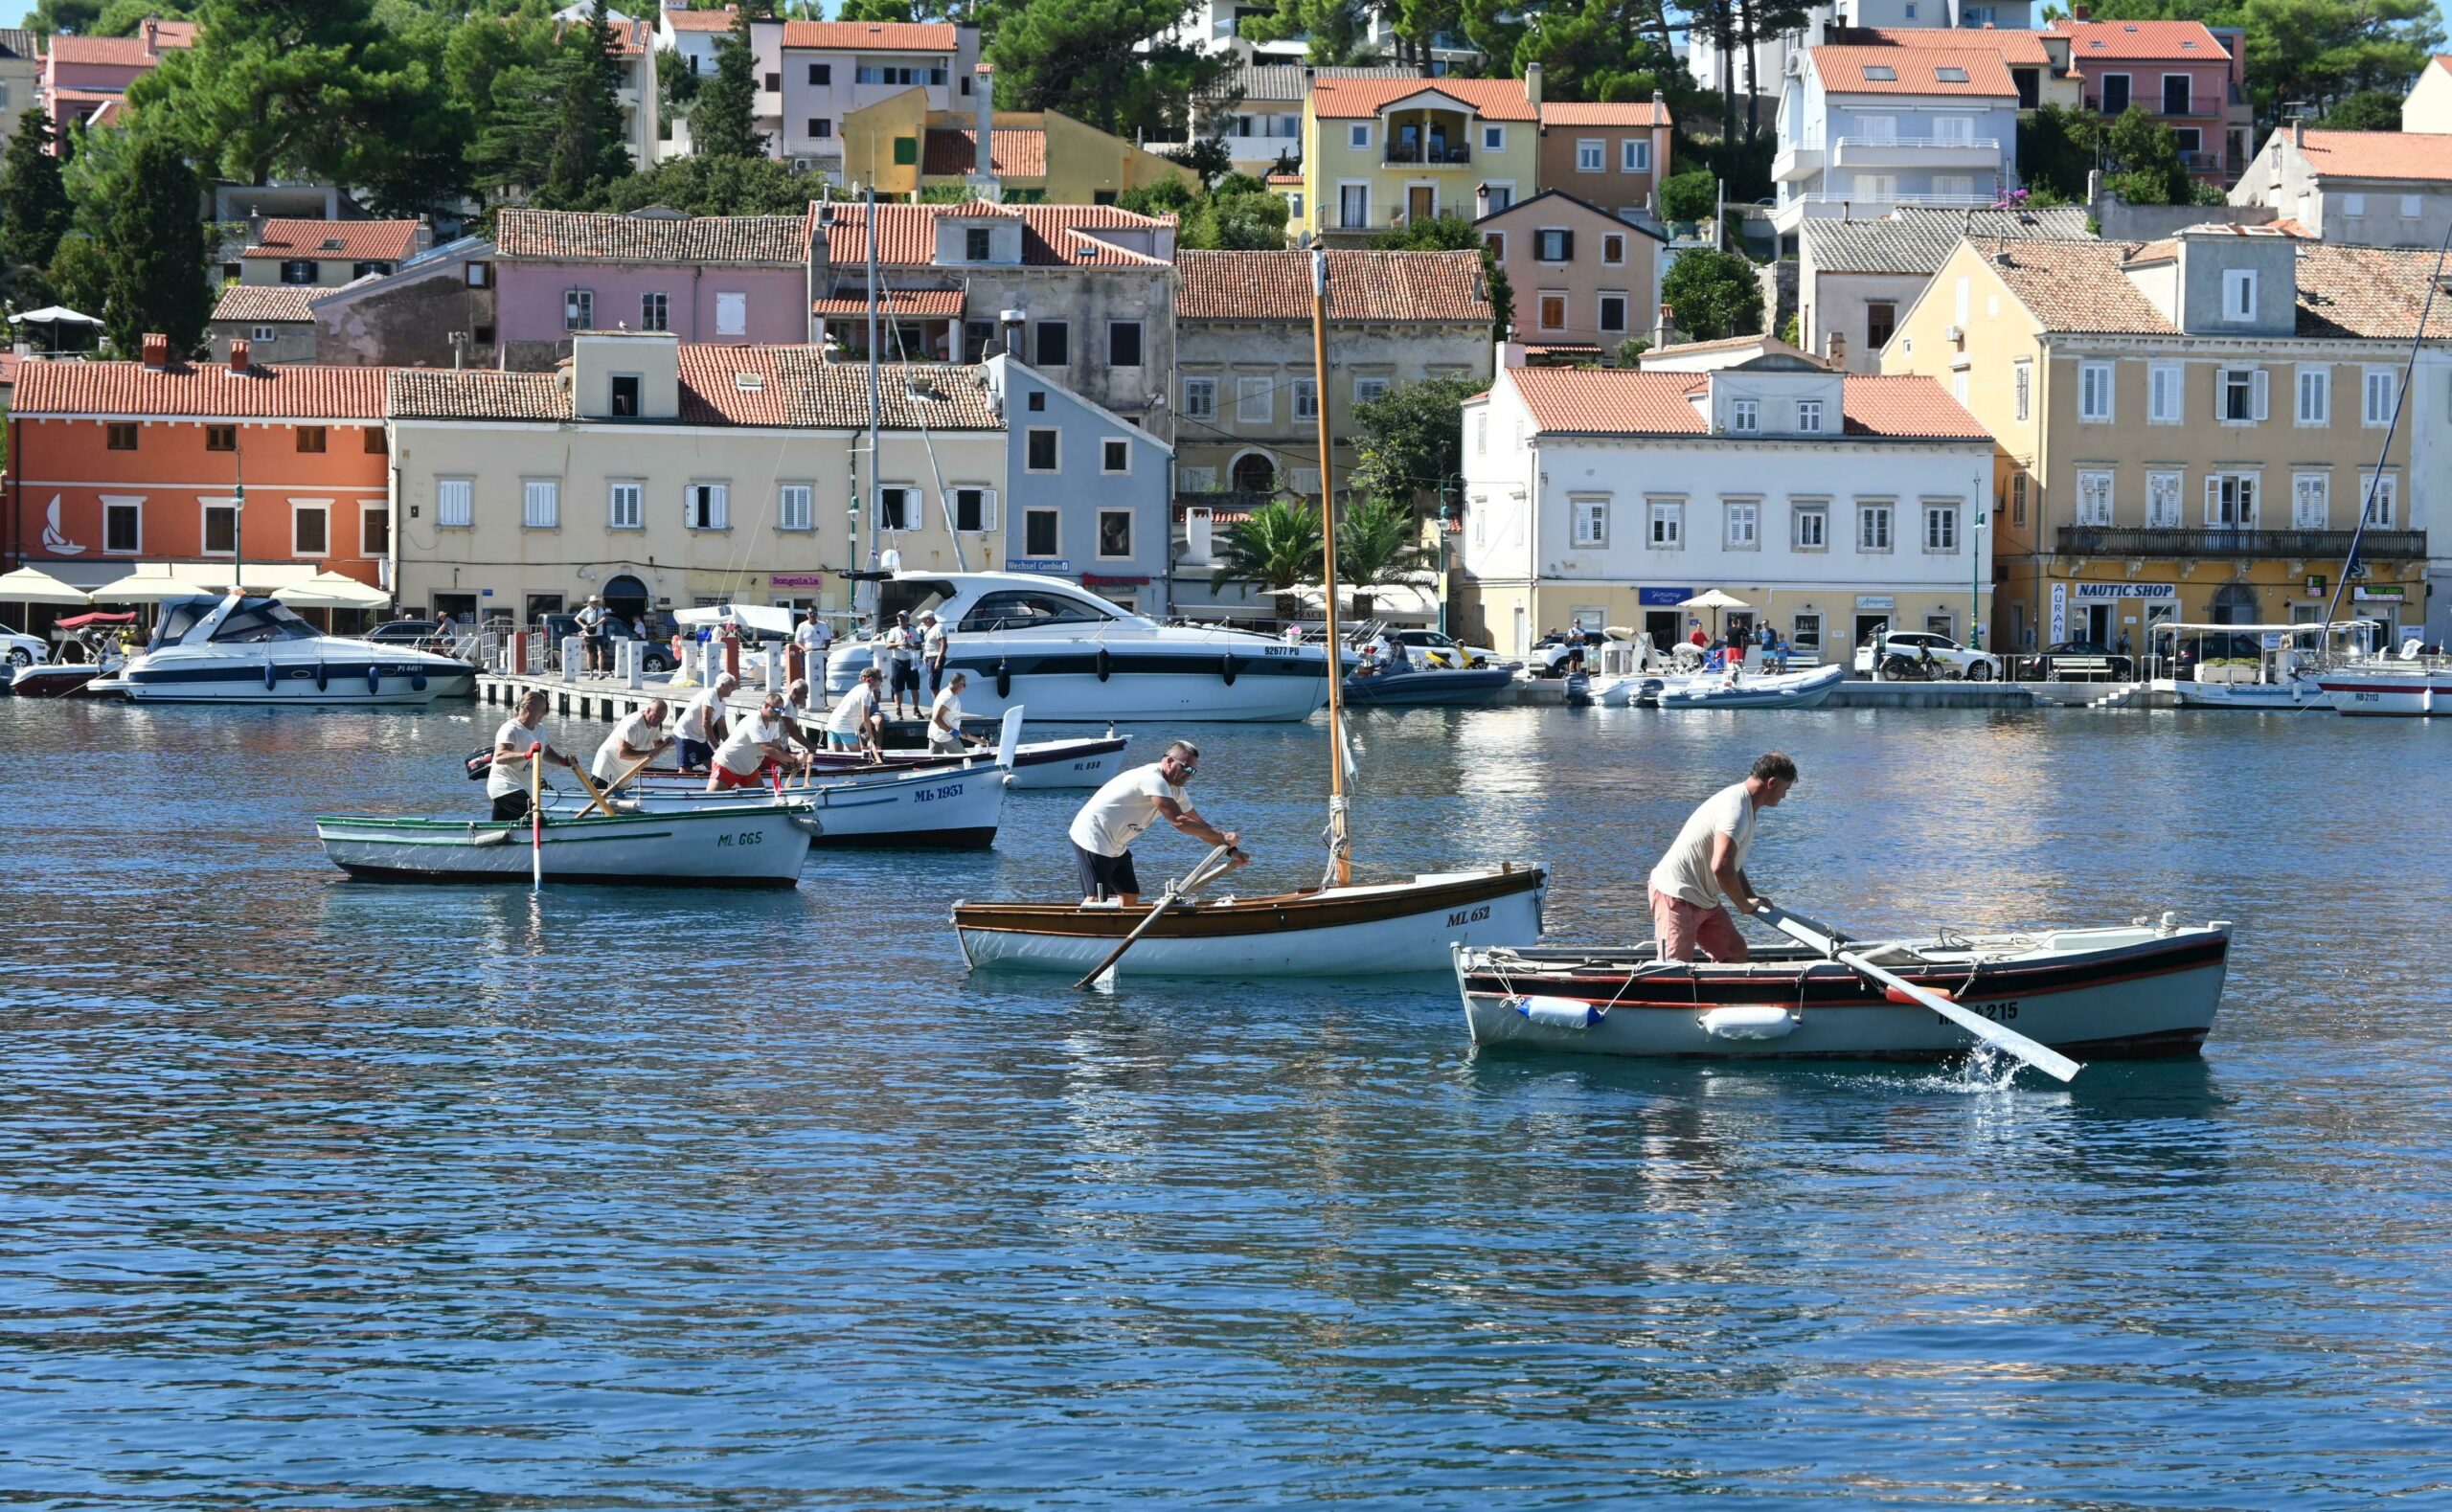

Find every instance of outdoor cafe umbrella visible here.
[273,571,389,610]
[0,566,94,606]
[91,568,217,603]
[10,305,103,355]
[1677,588,1754,643]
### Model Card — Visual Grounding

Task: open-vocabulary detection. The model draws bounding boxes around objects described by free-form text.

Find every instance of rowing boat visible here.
[791,731,1128,788]
[580,760,1010,847]
[315,801,813,887]
[1455,916,2230,1062]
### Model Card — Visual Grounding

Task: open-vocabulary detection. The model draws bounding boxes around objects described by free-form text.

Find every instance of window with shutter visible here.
[2292,473,2327,528]
[437,478,473,528]
[522,480,558,529]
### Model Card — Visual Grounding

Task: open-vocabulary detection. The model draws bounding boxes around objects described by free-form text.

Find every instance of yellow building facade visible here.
[1303,75,1540,241]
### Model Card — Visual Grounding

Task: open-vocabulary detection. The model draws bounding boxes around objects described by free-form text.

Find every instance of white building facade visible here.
[1459,355,1997,658]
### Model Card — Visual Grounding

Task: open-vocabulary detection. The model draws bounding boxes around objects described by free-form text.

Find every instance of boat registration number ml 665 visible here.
[716,830,765,847]
[1446,905,1493,927]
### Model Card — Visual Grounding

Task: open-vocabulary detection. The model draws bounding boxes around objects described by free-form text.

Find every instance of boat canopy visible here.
[57,611,136,629]
[874,574,1133,634]
[208,598,321,644]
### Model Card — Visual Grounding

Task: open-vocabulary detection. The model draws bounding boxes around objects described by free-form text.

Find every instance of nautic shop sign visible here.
[2052,581,2178,640]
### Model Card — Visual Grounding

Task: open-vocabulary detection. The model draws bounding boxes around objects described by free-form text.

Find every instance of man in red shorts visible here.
[706,692,809,791]
[1646,752,1797,962]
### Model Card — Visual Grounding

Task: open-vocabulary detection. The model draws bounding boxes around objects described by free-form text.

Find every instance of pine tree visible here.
[102,135,212,358]
[692,8,769,160]
[0,107,75,276]
[539,0,636,209]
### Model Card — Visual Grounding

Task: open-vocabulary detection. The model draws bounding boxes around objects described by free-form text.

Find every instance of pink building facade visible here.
[489,209,811,372]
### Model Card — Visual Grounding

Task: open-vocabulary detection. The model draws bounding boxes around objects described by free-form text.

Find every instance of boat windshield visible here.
[208,597,321,644]
[874,579,958,627]
[151,596,223,647]
[958,590,1119,634]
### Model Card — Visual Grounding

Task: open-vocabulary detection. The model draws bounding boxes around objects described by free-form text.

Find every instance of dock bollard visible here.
[764,652,783,695]
[626,641,645,689]
[562,636,583,684]
[511,630,529,677]
[701,642,720,688]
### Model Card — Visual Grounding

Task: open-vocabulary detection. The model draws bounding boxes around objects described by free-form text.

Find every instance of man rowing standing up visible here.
[488,688,581,822]
[675,673,736,771]
[1066,739,1245,906]
[1646,752,1798,963]
[593,698,674,793]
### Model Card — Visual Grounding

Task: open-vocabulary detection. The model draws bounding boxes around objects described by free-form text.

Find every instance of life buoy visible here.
[995,659,1011,699]
[1219,654,1238,687]
[1096,648,1111,683]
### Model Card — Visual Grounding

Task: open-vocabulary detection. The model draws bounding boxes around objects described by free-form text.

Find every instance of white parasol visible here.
[1677,588,1753,643]
[92,568,219,603]
[0,566,94,605]
[273,571,389,610]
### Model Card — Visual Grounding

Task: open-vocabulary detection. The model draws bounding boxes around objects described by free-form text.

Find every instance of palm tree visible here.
[1335,495,1440,620]
[1211,497,1324,621]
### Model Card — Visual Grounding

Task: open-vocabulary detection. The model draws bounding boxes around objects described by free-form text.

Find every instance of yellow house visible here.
[844,66,1194,203]
[1881,228,2447,651]
[1303,72,1540,241]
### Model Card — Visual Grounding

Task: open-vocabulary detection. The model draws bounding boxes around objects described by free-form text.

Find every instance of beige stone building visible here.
[238,220,429,287]
[0,30,40,150]
[1474,189,1669,358]
[386,331,1005,625]
[1882,227,2448,650]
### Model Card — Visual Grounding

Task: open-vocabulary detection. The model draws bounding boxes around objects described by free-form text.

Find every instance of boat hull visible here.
[316,803,812,886]
[2317,671,2452,716]
[1657,665,1844,710]
[602,764,1008,848]
[793,733,1129,789]
[826,645,1328,723]
[2165,676,2334,711]
[10,664,104,697]
[1456,925,2229,1062]
[954,866,1546,978]
[1341,666,1516,707]
[112,645,477,706]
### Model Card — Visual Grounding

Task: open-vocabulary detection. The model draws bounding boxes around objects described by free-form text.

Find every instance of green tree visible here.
[595,155,818,215]
[2321,89,2403,130]
[91,0,192,34]
[1123,172,1290,251]
[1659,169,1718,222]
[0,108,75,277]
[1351,376,1479,504]
[449,8,561,199]
[1660,247,1761,341]
[983,0,1226,140]
[1608,335,1648,366]
[1335,495,1441,596]
[692,8,769,159]
[2016,102,2101,202]
[1237,0,1374,64]
[1164,138,1235,188]
[1213,497,1328,620]
[2104,103,2189,205]
[47,235,110,320]
[102,134,211,356]
[31,0,105,38]
[539,0,636,210]
[127,0,469,217]
[837,0,918,18]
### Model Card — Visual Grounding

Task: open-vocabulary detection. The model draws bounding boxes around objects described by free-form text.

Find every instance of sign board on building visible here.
[2049,581,2065,642]
[1638,586,1693,607]
[1007,558,1072,574]
[2069,582,2177,601]
[2354,586,2408,602]
[769,573,829,590]
[1854,595,1896,610]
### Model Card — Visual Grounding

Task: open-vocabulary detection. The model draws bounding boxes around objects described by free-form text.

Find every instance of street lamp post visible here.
[1970,505,1986,651]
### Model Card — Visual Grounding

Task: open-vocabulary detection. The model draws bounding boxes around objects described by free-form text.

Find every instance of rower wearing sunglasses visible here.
[1066,738,1246,906]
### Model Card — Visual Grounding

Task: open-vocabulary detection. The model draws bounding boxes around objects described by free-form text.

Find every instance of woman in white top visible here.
[488,689,580,822]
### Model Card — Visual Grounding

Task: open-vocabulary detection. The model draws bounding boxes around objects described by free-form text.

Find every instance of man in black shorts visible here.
[1064,739,1244,905]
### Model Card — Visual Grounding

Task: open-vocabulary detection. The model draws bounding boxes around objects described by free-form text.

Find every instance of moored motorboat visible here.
[1656,663,1844,710]
[11,661,108,697]
[97,592,473,706]
[315,801,812,887]
[1456,916,2231,1064]
[2317,657,2452,716]
[957,865,1547,977]
[586,760,1010,848]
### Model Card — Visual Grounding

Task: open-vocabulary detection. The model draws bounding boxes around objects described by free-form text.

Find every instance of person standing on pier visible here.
[487,689,581,823]
[675,673,737,772]
[1646,752,1798,964]
[575,595,609,676]
[592,699,674,791]
[792,612,833,704]
[887,611,921,719]
[920,610,950,697]
[1067,740,1244,906]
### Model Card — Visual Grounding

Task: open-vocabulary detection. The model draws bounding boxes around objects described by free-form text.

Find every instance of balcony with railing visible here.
[2056,526,2427,559]
[1385,140,1471,167]
[1830,134,2002,169]
[1773,141,1824,183]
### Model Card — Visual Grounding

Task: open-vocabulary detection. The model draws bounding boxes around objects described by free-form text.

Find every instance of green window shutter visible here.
[894,136,918,166]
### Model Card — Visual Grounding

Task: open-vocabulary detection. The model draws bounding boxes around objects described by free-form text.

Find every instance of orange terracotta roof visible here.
[664,7,739,32]
[2048,18,2232,63]
[1176,250,1490,323]
[780,19,957,51]
[1505,368,1986,439]
[1850,26,2057,70]
[2293,243,2452,340]
[2295,129,2452,184]
[44,22,196,66]
[2438,54,2452,74]
[241,218,420,262]
[1310,76,1537,123]
[811,201,1172,268]
[1539,100,1669,126]
[386,350,999,429]
[1808,45,2015,97]
[922,127,1047,178]
[13,359,386,420]
[811,289,965,316]
[1266,172,1303,185]
[212,285,317,323]
[496,208,806,264]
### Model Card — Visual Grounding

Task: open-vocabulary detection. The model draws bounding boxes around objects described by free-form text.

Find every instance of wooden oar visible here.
[1074,844,1237,991]
[567,751,654,821]
[1753,905,2081,1083]
[528,745,543,891]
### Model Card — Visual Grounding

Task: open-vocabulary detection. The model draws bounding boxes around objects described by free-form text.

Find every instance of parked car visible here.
[540,613,678,673]
[1852,629,2001,681]
[2037,639,2134,680]
[2,621,51,667]
[1394,628,1506,669]
[1528,629,1607,676]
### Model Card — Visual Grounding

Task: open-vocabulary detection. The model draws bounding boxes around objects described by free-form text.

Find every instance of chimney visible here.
[143,17,157,56]
[2292,117,2304,149]
[998,306,1024,358]
[975,63,995,189]
[228,339,250,372]
[2071,2,2088,16]
[1827,330,1847,368]
[1474,182,1491,219]
[1524,61,1542,109]
[140,332,169,369]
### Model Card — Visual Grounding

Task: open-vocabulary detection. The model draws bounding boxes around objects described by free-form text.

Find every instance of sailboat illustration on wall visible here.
[39,495,84,554]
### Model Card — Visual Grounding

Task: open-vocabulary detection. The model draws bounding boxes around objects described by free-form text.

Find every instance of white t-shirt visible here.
[793,621,827,653]
[576,604,605,632]
[827,683,878,737]
[592,711,664,782]
[487,717,544,799]
[1647,781,1759,909]
[714,711,788,776]
[1068,762,1186,858]
[891,625,918,665]
[676,688,726,744]
[928,688,964,746]
[921,623,947,661]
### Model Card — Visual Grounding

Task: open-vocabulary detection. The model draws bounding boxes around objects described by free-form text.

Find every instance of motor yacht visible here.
[823,571,1329,722]
[92,592,476,705]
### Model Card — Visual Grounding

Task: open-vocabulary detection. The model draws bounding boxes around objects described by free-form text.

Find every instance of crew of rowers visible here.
[483,668,987,820]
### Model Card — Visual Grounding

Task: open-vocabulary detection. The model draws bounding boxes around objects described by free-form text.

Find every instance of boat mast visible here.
[864,185,883,608]
[1309,239,1351,888]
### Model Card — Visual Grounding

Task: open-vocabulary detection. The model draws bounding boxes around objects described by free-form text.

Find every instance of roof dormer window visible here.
[1863,64,1896,80]
[1935,65,1968,82]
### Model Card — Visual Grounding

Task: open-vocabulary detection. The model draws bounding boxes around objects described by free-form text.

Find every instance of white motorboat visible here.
[2150,621,2360,711]
[1656,664,1844,710]
[94,593,474,706]
[1457,917,2232,1064]
[316,801,812,887]
[582,760,1011,848]
[2317,654,2452,716]
[824,571,1328,723]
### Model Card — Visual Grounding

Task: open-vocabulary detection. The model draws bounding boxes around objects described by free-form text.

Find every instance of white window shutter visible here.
[2203,475,2219,525]
[2253,370,2269,421]
[980,489,998,532]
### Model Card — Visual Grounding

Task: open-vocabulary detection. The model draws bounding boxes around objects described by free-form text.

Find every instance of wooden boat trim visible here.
[955,867,1543,940]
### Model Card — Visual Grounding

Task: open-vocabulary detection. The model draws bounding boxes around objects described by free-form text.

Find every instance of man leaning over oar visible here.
[1067,739,1246,907]
[1647,751,1798,963]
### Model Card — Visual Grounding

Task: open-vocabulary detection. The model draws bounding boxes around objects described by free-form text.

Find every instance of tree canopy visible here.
[1351,376,1481,504]
[1660,248,1762,342]
[2060,0,2441,123]
[981,0,1225,141]
[102,133,212,355]
[691,8,769,160]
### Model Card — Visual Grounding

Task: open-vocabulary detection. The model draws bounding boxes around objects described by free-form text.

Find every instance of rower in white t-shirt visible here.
[592,699,673,788]
[825,666,886,757]
[927,673,973,754]
[486,688,579,822]
[673,675,736,770]
[1064,739,1243,905]
[708,692,807,791]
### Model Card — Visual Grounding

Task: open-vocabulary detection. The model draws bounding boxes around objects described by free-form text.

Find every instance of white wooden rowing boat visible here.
[577,760,1010,847]
[315,802,812,887]
[1456,918,2231,1062]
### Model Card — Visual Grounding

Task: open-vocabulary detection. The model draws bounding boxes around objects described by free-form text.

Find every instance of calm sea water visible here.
[3,696,2449,1508]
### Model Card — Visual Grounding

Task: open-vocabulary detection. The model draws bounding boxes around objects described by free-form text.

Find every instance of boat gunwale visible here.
[953,867,1545,939]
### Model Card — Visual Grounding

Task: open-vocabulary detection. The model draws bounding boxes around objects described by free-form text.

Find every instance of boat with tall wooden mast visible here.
[951,241,1544,979]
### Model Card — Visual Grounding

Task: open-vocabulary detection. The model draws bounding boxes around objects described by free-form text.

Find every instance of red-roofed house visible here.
[41,16,195,97]
[774,16,978,174]
[1537,95,1673,221]
[1302,70,1541,239]
[1775,44,2021,237]
[1457,352,1995,658]
[238,219,431,287]
[839,64,1192,205]
[490,206,810,371]
[8,341,394,599]
[2048,14,2250,182]
[2229,123,2452,248]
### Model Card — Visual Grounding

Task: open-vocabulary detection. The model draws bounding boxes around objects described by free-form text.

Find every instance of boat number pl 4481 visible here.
[1446,905,1492,927]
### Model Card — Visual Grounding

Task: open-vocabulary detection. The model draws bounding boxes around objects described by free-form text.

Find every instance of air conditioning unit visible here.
[792,158,811,173]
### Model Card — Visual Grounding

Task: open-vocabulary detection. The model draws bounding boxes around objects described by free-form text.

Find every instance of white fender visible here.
[1510,995,1602,1029]
[1698,1004,1799,1040]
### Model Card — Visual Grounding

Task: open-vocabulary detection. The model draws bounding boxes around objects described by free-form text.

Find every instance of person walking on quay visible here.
[575,595,609,675]
[592,699,674,792]
[675,673,737,772]
[707,691,810,791]
[826,666,886,757]
[792,611,833,703]
[487,688,581,823]
[920,610,950,697]
[1066,739,1244,907]
[1646,752,1798,964]
[927,671,979,755]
